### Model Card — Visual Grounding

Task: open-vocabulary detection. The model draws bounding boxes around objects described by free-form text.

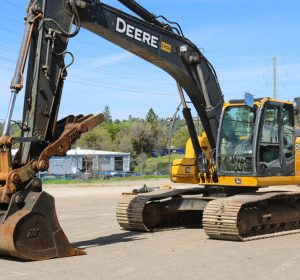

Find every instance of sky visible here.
[0,0,299,121]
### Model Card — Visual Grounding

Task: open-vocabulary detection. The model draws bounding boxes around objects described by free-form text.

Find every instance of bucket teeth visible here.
[0,191,84,261]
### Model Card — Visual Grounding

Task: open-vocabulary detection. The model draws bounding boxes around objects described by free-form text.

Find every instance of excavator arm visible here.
[78,0,224,148]
[7,0,223,169]
[0,0,223,260]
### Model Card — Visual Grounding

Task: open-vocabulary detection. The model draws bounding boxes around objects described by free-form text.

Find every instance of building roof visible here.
[66,148,130,156]
[11,148,130,157]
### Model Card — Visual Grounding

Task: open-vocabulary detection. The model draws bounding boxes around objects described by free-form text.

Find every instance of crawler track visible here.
[203,191,300,241]
[118,189,300,241]
[116,188,206,232]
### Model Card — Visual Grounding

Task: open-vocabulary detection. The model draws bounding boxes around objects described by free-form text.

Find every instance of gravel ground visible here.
[1,179,300,280]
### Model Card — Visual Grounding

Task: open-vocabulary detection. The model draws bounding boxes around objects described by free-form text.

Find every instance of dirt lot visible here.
[1,179,300,280]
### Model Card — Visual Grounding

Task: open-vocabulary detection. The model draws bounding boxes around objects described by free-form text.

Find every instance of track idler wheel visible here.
[0,190,84,261]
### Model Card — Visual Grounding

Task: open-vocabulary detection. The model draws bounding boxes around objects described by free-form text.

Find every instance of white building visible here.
[49,149,130,177]
[12,148,130,178]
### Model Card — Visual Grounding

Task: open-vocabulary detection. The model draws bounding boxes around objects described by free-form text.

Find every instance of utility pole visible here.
[273,57,277,99]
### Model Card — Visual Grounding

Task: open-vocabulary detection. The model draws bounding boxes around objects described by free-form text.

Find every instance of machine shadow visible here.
[0,255,26,262]
[72,231,147,249]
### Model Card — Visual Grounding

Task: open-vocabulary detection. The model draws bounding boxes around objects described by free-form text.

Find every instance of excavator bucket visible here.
[0,190,84,261]
[0,112,104,261]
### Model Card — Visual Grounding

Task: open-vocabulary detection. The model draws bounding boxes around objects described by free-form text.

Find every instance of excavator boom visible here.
[0,0,223,260]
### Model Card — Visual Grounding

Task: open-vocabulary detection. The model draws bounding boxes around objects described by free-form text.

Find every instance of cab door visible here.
[256,102,294,176]
[282,104,294,175]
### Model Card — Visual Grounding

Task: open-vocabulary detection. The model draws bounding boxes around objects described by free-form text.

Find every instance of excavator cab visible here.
[172,98,295,186]
[217,99,294,176]
[217,98,295,179]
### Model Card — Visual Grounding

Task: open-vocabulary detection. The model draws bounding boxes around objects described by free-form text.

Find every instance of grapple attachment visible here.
[0,112,104,260]
[0,112,104,261]
[0,189,84,261]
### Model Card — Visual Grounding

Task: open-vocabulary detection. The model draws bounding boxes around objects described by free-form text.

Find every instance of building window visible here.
[115,157,123,171]
[99,157,111,171]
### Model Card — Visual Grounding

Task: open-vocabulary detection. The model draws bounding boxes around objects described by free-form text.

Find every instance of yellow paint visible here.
[172,132,214,184]
[224,97,292,108]
[171,98,299,188]
[185,132,211,160]
[171,158,200,184]
[205,176,300,187]
[161,42,172,53]
[295,137,300,175]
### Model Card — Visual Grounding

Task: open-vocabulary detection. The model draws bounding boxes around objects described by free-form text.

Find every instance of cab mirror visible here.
[245,92,254,108]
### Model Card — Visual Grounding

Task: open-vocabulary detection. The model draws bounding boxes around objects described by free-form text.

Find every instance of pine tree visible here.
[103,105,112,122]
[145,108,159,123]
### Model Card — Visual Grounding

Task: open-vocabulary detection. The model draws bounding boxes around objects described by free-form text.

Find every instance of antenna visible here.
[273,57,277,99]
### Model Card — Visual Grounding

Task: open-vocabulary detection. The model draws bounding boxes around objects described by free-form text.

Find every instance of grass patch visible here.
[42,174,169,185]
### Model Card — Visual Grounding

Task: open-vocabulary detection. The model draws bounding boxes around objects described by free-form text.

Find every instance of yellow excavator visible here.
[117,97,300,241]
[0,0,299,261]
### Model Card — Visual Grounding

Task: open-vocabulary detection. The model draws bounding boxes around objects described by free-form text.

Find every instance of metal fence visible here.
[39,157,170,182]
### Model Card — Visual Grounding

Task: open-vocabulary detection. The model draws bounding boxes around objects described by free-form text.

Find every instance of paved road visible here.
[1,179,300,280]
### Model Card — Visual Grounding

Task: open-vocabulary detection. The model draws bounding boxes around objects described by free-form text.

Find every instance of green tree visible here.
[172,127,190,148]
[104,122,120,141]
[136,152,147,175]
[146,108,159,123]
[78,126,113,151]
[131,122,153,155]
[103,105,112,122]
[115,120,165,157]
[76,110,169,159]
[141,154,185,174]
[0,122,4,135]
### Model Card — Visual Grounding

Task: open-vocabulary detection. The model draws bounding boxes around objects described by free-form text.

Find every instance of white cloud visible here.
[82,52,133,69]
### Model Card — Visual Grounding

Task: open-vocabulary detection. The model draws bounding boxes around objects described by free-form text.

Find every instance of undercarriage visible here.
[117,186,300,241]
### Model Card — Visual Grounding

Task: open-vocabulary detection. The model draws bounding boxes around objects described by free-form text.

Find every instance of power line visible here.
[1,0,18,7]
[0,15,24,26]
[0,27,170,73]
[0,46,18,53]
[0,16,155,70]
[69,70,173,88]
[67,78,177,97]
[0,55,16,63]
[0,46,175,86]
[0,26,20,36]
[72,63,174,85]
[0,57,177,97]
